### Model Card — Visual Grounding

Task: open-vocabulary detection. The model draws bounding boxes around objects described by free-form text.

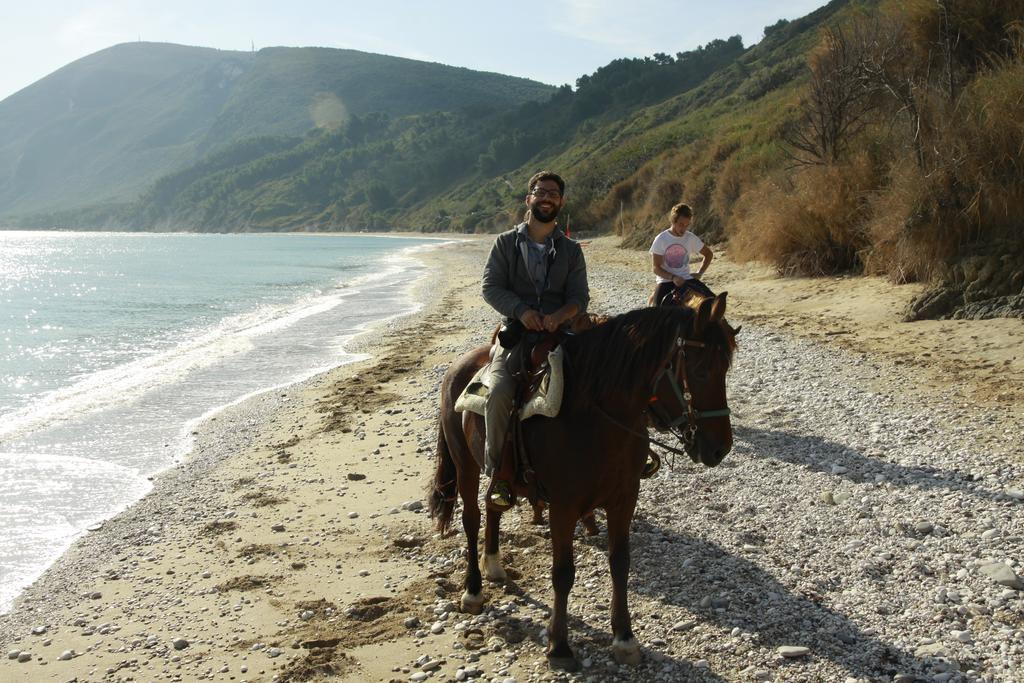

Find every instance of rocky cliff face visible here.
[905,242,1024,321]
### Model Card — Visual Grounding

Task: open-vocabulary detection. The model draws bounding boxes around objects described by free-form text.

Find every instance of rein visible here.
[592,405,694,460]
[595,333,730,464]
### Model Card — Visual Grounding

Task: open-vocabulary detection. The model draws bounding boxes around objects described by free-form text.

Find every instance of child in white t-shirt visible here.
[648,202,714,306]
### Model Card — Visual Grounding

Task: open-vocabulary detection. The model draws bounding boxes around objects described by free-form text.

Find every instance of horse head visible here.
[648,293,737,468]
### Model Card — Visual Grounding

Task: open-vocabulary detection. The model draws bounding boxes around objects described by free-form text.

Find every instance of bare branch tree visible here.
[782,24,877,166]
[850,15,930,170]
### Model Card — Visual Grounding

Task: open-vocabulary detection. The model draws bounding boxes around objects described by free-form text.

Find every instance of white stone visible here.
[980,562,1024,590]
[951,630,973,643]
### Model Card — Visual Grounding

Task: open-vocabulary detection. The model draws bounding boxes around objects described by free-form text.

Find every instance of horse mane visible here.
[563,306,736,411]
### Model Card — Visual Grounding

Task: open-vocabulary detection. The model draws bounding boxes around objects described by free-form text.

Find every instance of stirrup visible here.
[641,452,661,479]
[487,480,514,511]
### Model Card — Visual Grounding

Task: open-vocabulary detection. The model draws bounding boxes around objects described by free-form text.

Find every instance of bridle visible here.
[648,335,731,446]
[594,330,730,460]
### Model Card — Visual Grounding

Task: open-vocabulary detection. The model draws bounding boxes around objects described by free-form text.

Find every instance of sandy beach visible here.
[2,235,1022,682]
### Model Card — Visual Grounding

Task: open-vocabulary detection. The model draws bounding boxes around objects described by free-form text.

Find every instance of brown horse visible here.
[428,294,737,671]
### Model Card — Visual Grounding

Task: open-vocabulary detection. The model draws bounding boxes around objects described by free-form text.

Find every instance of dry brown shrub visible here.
[957,31,1024,231]
[619,220,662,249]
[900,0,1024,76]
[650,178,684,216]
[592,173,647,235]
[712,155,753,221]
[862,21,1024,283]
[860,159,938,282]
[598,154,688,244]
[710,139,741,164]
[729,153,879,275]
[610,177,638,208]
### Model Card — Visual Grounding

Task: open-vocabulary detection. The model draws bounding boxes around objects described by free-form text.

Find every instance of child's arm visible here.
[695,245,714,278]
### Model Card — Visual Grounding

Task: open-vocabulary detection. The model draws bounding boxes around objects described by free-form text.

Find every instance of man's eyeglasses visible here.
[530,188,562,200]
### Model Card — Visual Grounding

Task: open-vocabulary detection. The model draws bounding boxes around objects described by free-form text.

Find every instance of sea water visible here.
[0,231,443,612]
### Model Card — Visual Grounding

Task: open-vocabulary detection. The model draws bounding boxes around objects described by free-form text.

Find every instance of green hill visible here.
[0,42,555,215]
[23,31,753,231]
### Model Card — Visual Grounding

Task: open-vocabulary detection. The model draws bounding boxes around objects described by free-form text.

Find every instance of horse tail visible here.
[427,412,457,534]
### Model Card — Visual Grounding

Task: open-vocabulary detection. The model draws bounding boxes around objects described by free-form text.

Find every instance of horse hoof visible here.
[460,590,484,614]
[481,552,507,583]
[611,637,642,666]
[547,655,580,672]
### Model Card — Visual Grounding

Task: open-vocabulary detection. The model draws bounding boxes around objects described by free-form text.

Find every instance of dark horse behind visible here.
[428,294,737,671]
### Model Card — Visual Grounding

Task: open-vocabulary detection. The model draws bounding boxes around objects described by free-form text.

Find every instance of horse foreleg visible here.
[482,507,507,582]
[581,511,599,536]
[546,506,579,672]
[530,500,546,525]
[460,468,485,614]
[606,503,641,666]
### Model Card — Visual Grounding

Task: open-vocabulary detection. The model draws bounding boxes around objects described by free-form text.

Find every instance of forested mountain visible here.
[0,42,554,215]
[14,32,753,231]
[119,33,749,232]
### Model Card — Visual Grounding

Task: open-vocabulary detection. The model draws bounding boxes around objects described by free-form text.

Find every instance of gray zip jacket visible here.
[482,223,589,324]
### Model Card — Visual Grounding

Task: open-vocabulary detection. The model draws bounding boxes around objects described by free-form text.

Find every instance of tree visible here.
[783,24,878,165]
[851,15,929,170]
[365,181,394,211]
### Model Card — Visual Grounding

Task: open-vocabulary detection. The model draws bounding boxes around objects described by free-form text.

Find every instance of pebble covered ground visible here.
[1,239,1022,682]
[383,253,1024,683]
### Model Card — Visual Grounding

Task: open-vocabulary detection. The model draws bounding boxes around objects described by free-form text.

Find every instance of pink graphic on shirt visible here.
[664,243,688,269]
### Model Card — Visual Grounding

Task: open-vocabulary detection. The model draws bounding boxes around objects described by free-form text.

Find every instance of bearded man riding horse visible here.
[479,171,588,510]
[428,172,739,671]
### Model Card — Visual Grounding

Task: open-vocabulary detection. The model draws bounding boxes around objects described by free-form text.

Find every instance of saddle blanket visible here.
[455,345,564,420]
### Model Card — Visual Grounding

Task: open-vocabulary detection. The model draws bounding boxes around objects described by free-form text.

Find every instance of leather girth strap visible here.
[511,409,548,504]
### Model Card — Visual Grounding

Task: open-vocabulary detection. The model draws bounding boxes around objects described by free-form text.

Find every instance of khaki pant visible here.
[483,345,516,476]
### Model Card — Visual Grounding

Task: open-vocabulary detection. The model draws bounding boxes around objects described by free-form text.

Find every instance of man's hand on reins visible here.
[542,314,563,333]
[520,309,545,331]
[542,303,581,333]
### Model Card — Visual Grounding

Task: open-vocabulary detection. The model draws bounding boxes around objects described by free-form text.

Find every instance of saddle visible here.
[454,333,565,421]
[454,331,568,507]
[508,333,564,407]
[649,278,716,308]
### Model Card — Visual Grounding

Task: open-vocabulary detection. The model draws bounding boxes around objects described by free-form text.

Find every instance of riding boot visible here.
[487,477,514,510]
[486,445,516,511]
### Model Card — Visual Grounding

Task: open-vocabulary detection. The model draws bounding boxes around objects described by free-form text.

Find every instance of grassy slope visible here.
[404,2,843,236]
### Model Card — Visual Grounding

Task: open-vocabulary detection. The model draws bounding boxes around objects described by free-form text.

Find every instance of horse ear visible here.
[710,292,728,322]
[733,325,742,337]
[695,296,714,335]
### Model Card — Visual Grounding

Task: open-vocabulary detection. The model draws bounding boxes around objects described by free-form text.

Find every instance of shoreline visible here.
[0,237,494,680]
[0,237,452,617]
[2,235,1021,682]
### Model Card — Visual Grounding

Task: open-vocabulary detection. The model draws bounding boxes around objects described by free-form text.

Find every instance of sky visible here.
[0,0,829,102]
